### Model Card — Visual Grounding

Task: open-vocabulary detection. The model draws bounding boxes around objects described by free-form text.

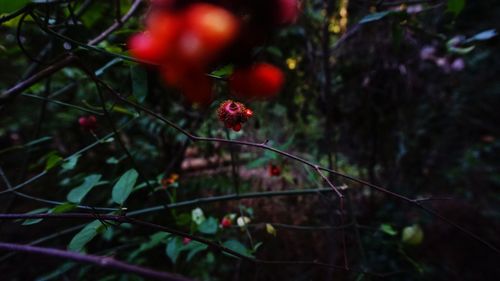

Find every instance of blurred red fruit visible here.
[184,4,239,52]
[175,3,239,64]
[128,32,166,63]
[147,12,181,52]
[78,115,97,131]
[178,71,214,106]
[182,237,191,245]
[232,123,242,132]
[275,0,300,25]
[220,217,232,228]
[230,63,285,99]
[269,164,281,177]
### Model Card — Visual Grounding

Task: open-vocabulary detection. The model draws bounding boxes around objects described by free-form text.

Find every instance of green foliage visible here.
[67,174,102,204]
[21,208,49,226]
[111,169,138,205]
[130,65,148,103]
[198,217,218,234]
[380,224,398,236]
[0,0,29,14]
[222,240,253,258]
[448,0,466,16]
[68,220,104,252]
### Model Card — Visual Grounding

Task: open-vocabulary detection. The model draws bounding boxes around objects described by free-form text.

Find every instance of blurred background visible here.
[0,0,499,280]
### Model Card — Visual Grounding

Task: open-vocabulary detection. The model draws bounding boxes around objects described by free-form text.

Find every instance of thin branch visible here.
[0,213,388,277]
[0,118,136,195]
[0,0,142,104]
[96,79,500,256]
[0,242,193,281]
[21,93,104,115]
[128,188,336,216]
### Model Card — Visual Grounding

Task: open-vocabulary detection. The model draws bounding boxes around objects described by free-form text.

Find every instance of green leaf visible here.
[25,136,52,147]
[130,65,148,103]
[129,232,170,261]
[45,152,63,171]
[447,0,465,16]
[210,64,233,77]
[176,213,192,226]
[61,155,80,171]
[380,224,398,236]
[68,220,104,252]
[67,174,103,204]
[198,217,218,234]
[106,157,120,165]
[112,169,138,205]
[0,0,29,14]
[359,11,396,24]
[21,208,49,226]
[51,202,77,214]
[166,237,183,264]
[222,240,253,258]
[184,241,208,261]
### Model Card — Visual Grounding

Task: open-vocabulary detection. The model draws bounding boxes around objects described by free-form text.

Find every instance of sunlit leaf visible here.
[402,224,424,245]
[45,152,63,171]
[380,223,398,236]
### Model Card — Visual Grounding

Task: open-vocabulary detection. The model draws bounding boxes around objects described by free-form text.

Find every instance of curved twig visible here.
[0,241,193,281]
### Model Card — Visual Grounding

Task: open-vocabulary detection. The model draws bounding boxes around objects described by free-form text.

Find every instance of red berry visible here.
[78,115,97,131]
[232,123,242,132]
[230,63,285,99]
[269,164,281,177]
[182,237,191,245]
[220,217,232,228]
